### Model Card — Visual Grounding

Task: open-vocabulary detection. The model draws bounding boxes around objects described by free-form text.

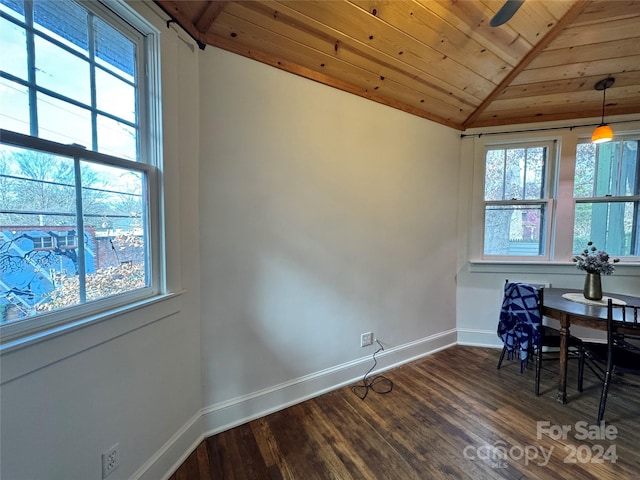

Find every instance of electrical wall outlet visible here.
[360,331,373,347]
[102,443,120,479]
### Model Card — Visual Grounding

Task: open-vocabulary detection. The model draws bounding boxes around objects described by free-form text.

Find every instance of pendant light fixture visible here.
[591,77,615,144]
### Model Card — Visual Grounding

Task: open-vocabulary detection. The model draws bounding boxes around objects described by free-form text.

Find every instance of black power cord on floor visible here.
[351,339,394,400]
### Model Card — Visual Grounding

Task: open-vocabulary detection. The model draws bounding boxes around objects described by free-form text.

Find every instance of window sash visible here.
[482,141,555,260]
[574,138,639,199]
[0,0,145,160]
[573,136,640,257]
[0,129,156,332]
[573,198,640,257]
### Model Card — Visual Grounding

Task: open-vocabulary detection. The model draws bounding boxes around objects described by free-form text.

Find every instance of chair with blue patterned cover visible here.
[497,280,583,396]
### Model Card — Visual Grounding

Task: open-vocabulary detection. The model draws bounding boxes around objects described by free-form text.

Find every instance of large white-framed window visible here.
[482,141,555,259]
[573,137,640,257]
[471,128,640,264]
[0,0,163,342]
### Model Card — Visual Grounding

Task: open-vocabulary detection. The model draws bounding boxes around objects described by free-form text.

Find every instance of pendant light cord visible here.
[600,84,607,125]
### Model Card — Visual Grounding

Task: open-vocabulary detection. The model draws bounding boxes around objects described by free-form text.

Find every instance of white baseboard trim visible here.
[457,328,502,348]
[201,329,457,437]
[134,328,457,480]
[131,410,204,480]
[457,328,607,348]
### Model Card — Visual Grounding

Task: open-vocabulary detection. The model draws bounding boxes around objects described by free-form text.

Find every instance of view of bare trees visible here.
[0,145,147,322]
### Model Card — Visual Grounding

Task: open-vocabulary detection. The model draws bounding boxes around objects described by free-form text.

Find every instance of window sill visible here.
[0,291,184,384]
[468,260,640,275]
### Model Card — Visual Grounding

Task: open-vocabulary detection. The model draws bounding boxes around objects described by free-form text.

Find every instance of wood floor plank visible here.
[249,417,289,480]
[195,442,213,480]
[171,346,640,479]
[338,376,506,479]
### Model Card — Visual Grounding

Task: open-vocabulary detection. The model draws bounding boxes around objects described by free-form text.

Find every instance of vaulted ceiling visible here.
[154,0,640,131]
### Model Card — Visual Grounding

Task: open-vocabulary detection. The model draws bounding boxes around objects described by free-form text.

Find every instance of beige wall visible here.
[198,47,461,429]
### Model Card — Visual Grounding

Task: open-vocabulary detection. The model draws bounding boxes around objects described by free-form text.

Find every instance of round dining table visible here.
[542,288,640,404]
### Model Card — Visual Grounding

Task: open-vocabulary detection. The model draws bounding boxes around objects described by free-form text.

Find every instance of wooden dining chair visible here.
[497,280,583,396]
[579,299,640,422]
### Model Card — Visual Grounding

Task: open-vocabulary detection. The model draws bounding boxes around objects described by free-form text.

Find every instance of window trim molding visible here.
[468,259,640,274]
[468,123,640,265]
[0,291,184,382]
[473,137,558,261]
[0,0,165,344]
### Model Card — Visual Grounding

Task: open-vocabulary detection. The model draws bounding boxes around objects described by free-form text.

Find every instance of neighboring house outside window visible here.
[0,0,162,340]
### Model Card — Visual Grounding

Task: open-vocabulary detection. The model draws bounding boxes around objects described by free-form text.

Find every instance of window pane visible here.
[0,146,76,220]
[96,68,136,122]
[621,140,639,196]
[97,114,137,160]
[504,148,524,199]
[0,145,78,321]
[33,0,88,56]
[35,35,90,105]
[0,0,25,22]
[484,204,545,256]
[574,143,596,197]
[94,16,136,82]
[0,143,150,324]
[0,78,30,134]
[524,147,545,199]
[0,17,27,80]
[573,202,639,257]
[485,149,505,201]
[37,92,91,146]
[80,162,148,303]
[485,146,546,201]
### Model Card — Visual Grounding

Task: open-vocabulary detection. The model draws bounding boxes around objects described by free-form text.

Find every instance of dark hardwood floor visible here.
[170,345,640,479]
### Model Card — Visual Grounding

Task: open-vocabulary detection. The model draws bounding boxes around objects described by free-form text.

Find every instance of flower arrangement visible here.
[573,241,619,275]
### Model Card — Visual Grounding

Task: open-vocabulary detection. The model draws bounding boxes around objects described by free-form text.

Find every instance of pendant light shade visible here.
[592,77,615,144]
[591,124,614,144]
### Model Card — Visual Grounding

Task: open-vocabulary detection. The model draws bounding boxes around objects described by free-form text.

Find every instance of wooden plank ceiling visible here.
[154,0,640,131]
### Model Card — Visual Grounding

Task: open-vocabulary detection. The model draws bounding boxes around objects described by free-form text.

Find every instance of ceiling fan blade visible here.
[490,0,525,27]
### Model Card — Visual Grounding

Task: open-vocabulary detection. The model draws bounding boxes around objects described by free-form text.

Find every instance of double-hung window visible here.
[0,0,161,340]
[574,137,640,256]
[483,142,553,258]
[476,132,640,263]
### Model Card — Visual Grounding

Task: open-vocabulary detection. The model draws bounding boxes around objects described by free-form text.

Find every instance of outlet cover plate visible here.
[361,332,373,347]
[102,443,120,479]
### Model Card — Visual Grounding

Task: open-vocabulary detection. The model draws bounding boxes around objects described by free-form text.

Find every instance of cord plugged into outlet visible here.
[351,339,393,400]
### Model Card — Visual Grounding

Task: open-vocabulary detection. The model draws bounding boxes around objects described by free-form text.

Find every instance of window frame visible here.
[0,0,164,344]
[480,139,557,261]
[573,135,640,257]
[469,126,640,266]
